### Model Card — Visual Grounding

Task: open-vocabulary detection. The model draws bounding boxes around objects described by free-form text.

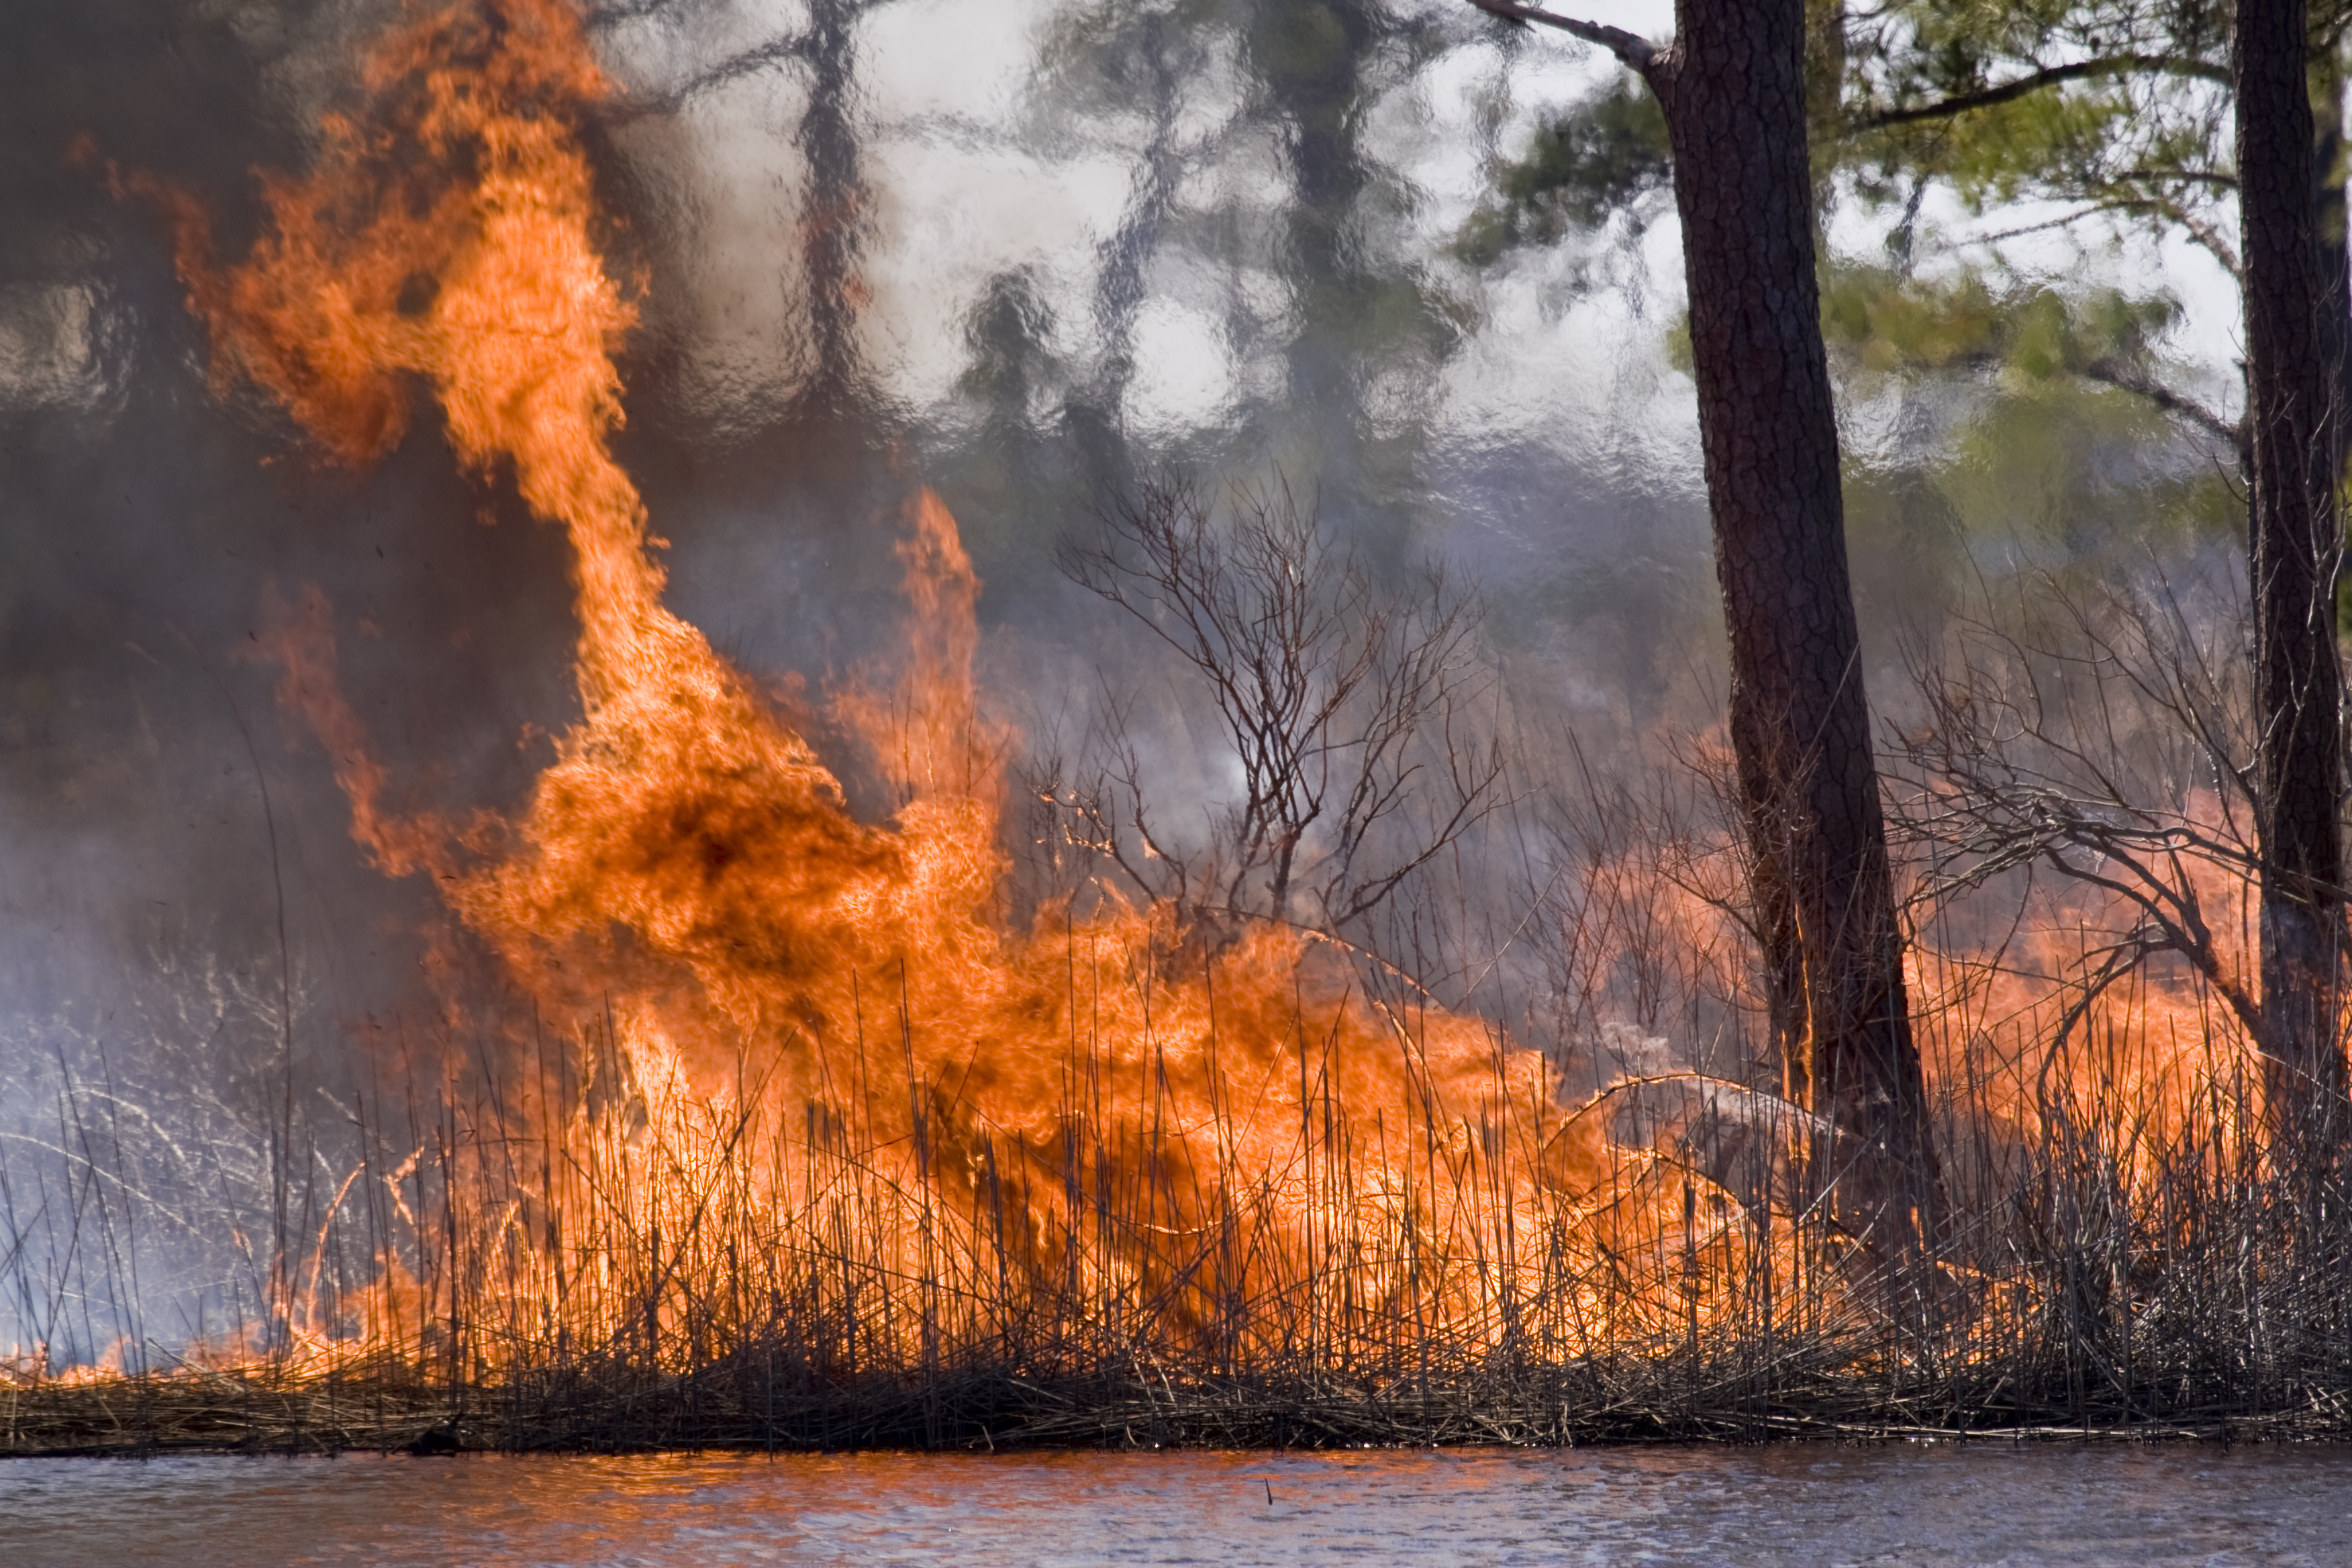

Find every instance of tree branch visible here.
[1461,0,1657,72]
[2078,357,2245,454]
[2161,205,2247,281]
[1861,54,2229,130]
[600,34,814,123]
[1949,191,2243,284]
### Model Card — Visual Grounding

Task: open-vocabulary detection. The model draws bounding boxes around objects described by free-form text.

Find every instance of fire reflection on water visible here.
[5,1445,2349,1567]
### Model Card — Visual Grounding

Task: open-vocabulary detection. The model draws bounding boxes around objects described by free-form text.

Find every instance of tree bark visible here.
[1643,0,1934,1246]
[795,0,870,419]
[2237,0,2347,1160]
[2311,37,2347,489]
[1466,0,1938,1246]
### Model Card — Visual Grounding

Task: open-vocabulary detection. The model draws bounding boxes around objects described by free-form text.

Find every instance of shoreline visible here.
[9,1365,2345,1458]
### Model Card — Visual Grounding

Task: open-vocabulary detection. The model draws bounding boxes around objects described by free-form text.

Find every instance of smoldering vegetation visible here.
[4,0,2349,1457]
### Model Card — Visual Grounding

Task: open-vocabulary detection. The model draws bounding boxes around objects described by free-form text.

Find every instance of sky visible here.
[581,0,2242,453]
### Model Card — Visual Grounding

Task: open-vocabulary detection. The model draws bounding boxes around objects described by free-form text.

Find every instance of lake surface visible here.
[4,1442,2348,1566]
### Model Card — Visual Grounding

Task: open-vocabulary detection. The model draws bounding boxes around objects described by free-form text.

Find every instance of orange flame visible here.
[142,0,1755,1375]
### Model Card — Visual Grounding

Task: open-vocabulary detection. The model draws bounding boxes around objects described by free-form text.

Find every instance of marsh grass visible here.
[7,962,2351,1457]
[9,577,2352,1457]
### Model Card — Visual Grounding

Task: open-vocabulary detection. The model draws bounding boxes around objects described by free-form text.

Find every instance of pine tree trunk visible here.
[1643,0,1934,1244]
[2311,40,2347,489]
[795,0,869,418]
[2238,0,2347,1161]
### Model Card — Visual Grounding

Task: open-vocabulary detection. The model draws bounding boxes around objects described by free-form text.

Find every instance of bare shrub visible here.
[1034,474,1506,952]
[1888,565,2267,1050]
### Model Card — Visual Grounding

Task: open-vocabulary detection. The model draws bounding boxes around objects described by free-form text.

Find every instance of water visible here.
[4,1443,2349,1566]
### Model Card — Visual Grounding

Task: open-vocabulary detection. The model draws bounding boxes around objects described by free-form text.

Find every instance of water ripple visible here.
[4,1442,2348,1567]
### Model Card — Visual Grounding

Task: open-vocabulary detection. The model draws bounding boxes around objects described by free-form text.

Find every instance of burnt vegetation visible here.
[9,509,2352,1458]
[12,0,2352,1460]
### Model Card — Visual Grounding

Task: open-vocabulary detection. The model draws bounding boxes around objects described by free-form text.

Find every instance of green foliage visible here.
[1939,381,2235,545]
[1251,0,1355,98]
[1454,79,1671,265]
[1818,260,2234,557]
[1810,9,2261,569]
[1819,262,2182,383]
[1836,2,2239,275]
[1450,5,2253,599]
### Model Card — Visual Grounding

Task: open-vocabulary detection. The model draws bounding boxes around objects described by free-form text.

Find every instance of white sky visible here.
[0,1,2247,442]
[32,0,2194,464]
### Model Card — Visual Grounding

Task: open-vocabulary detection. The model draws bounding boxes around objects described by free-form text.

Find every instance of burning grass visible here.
[10,951,2352,1457]
[9,0,2352,1456]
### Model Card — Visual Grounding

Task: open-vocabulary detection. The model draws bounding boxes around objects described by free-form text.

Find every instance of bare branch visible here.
[1859,54,2230,131]
[2080,356,2246,454]
[1460,0,1658,73]
[1887,570,2283,1053]
[599,34,813,123]
[1057,473,1506,949]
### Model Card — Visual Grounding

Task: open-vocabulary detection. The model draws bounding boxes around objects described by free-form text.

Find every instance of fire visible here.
[1906,789,2275,1185]
[138,0,1747,1379]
